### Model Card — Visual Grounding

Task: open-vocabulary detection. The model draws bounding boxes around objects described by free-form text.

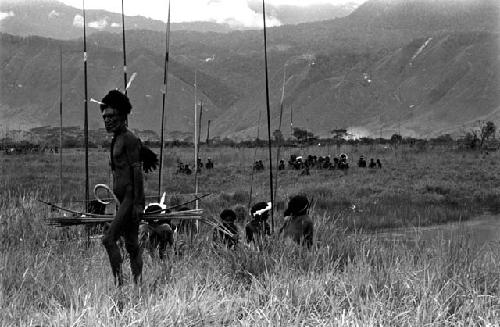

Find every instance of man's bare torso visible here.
[111,128,143,203]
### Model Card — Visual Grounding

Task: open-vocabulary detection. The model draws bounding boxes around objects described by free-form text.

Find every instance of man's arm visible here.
[126,136,145,210]
[132,164,145,208]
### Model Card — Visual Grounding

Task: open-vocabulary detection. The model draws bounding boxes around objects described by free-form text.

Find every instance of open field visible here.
[1,145,500,325]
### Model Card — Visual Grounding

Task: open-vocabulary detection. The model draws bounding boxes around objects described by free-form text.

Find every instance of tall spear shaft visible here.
[274,66,286,203]
[248,110,262,209]
[206,119,211,144]
[194,71,198,203]
[262,0,274,233]
[198,101,203,149]
[59,46,63,204]
[83,0,89,209]
[121,0,128,95]
[194,71,199,233]
[158,0,171,199]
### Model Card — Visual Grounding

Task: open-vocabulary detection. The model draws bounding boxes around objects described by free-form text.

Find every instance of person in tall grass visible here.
[100,90,145,286]
[213,209,239,248]
[245,202,272,243]
[280,195,313,248]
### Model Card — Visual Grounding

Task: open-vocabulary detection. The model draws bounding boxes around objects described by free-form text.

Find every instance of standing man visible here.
[100,90,144,286]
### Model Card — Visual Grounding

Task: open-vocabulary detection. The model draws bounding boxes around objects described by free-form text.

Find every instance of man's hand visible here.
[140,146,159,173]
[134,203,145,220]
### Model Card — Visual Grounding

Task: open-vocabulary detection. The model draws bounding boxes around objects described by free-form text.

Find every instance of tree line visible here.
[2,121,497,151]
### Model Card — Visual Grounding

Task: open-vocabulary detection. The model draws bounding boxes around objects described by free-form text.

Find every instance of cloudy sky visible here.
[4,0,366,26]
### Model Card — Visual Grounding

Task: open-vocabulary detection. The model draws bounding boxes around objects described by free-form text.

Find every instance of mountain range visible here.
[1,0,499,139]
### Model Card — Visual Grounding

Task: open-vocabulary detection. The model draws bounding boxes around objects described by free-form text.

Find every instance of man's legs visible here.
[123,219,143,284]
[155,224,173,260]
[102,194,133,286]
[102,224,124,286]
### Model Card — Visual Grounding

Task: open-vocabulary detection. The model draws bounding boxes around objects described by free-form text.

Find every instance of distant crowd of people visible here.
[176,158,214,175]
[253,154,383,174]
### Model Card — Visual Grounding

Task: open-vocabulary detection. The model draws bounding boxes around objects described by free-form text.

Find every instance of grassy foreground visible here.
[1,145,500,325]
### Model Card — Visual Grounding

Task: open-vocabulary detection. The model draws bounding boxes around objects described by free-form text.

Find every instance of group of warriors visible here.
[284,154,351,171]
[357,156,383,169]
[58,89,382,287]
[88,190,314,286]
[176,158,214,175]
[254,154,383,175]
[139,195,314,260]
[88,89,313,287]
[252,159,265,171]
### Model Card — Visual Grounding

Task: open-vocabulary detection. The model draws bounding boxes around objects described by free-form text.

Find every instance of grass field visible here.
[1,145,500,326]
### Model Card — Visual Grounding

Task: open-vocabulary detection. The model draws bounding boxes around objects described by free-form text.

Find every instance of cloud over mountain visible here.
[0,10,14,21]
[72,13,82,27]
[88,17,108,30]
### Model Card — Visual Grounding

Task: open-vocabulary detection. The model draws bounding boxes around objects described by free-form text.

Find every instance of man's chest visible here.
[111,137,130,167]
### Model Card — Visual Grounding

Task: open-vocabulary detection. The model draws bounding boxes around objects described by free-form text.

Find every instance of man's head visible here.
[284,195,309,217]
[220,209,236,223]
[100,90,132,134]
[251,201,271,221]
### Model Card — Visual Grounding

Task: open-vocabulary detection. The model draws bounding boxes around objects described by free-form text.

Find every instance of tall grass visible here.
[1,146,500,325]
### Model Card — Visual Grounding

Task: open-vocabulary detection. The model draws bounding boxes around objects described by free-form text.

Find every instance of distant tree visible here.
[331,129,347,140]
[480,121,496,149]
[463,132,479,149]
[462,121,496,150]
[331,128,347,149]
[390,134,403,144]
[293,127,314,143]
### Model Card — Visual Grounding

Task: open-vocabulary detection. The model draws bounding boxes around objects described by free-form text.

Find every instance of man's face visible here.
[102,108,125,133]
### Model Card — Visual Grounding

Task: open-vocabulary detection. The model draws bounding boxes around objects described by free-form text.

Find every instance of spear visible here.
[194,71,199,234]
[262,0,274,233]
[194,70,198,179]
[248,110,262,209]
[82,0,90,244]
[59,46,63,205]
[274,65,287,203]
[121,0,128,95]
[206,119,211,144]
[158,0,171,200]
[198,100,203,149]
[83,0,89,209]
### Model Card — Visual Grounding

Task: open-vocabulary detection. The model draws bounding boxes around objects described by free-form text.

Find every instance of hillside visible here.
[0,33,238,137]
[0,0,499,139]
[211,31,500,139]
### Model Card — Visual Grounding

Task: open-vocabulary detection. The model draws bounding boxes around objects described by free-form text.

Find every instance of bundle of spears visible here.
[40,190,237,240]
[41,185,210,227]
[44,209,204,227]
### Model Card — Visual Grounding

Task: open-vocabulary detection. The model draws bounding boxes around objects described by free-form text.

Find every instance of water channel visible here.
[374,214,500,247]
